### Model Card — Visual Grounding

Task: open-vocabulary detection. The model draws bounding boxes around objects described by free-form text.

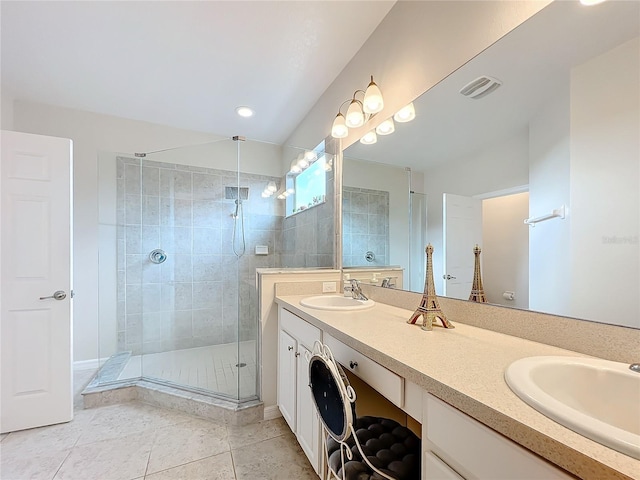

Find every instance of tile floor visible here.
[0,369,319,480]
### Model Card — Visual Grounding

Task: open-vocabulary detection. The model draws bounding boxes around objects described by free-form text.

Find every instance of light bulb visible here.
[267,181,277,192]
[376,118,395,135]
[290,160,301,174]
[394,103,416,123]
[363,77,384,114]
[296,154,309,169]
[360,130,377,145]
[331,112,348,138]
[345,100,365,128]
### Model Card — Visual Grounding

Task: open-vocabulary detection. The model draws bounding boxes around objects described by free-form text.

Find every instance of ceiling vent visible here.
[459,76,502,99]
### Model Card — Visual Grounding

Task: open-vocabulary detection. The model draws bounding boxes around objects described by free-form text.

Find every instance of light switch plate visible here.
[322,282,337,293]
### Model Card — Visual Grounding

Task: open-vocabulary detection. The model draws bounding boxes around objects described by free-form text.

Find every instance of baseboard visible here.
[263,405,282,421]
[74,357,109,371]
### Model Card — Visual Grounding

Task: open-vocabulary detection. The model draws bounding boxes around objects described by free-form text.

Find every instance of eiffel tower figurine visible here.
[407,244,454,331]
[469,244,487,303]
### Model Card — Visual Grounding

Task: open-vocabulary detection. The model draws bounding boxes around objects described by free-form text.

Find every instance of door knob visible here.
[443,274,457,280]
[39,290,67,301]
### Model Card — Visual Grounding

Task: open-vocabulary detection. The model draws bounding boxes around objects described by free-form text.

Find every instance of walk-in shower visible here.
[92,137,291,409]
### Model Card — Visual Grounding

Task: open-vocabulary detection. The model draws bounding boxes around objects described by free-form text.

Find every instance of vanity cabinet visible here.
[422,393,574,479]
[277,307,322,474]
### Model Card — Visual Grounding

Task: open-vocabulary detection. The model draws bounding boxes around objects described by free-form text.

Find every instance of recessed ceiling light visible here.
[236,106,254,118]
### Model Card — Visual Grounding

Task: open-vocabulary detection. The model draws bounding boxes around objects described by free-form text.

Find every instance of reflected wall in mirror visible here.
[342,0,639,329]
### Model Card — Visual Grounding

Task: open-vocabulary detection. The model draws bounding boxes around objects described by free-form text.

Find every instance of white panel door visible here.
[443,193,482,300]
[1,130,73,433]
[277,329,296,431]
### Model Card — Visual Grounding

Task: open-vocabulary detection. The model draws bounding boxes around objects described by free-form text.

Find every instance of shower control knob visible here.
[443,274,457,280]
[40,290,67,301]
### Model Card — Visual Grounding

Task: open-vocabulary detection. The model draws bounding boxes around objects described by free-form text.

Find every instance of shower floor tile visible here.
[117,341,257,398]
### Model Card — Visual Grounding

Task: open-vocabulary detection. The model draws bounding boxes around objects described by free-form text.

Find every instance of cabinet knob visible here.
[295,352,300,357]
[288,346,294,351]
[349,361,358,369]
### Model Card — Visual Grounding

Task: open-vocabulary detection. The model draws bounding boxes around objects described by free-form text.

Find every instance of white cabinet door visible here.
[1,130,73,433]
[278,329,297,431]
[425,452,465,480]
[296,342,320,472]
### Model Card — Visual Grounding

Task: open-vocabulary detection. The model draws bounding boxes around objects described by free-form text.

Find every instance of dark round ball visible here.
[380,418,400,430]
[378,432,396,449]
[366,438,383,452]
[329,449,342,473]
[371,469,400,480]
[392,426,411,439]
[342,461,368,478]
[366,455,384,470]
[358,416,376,428]
[350,445,362,462]
[368,423,385,437]
[402,453,419,470]
[388,460,411,478]
[375,448,395,466]
[403,434,420,452]
[327,436,340,453]
[390,442,408,458]
[356,428,374,444]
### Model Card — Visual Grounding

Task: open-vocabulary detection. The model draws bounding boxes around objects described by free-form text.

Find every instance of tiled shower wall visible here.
[117,157,283,355]
[342,186,390,267]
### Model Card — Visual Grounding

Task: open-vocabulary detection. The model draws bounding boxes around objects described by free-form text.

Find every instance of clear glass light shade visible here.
[376,118,395,135]
[304,151,317,161]
[261,191,270,198]
[360,130,377,145]
[290,160,302,174]
[345,100,365,128]
[267,181,277,192]
[394,102,416,123]
[296,154,309,169]
[331,113,348,138]
[277,194,286,199]
[363,79,384,114]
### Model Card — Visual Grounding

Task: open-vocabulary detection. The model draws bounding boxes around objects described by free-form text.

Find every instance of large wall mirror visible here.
[342,0,639,329]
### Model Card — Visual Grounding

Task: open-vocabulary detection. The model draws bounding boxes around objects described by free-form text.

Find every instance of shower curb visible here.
[81,379,263,426]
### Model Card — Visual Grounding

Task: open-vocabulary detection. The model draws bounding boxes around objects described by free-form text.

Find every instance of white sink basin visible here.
[505,356,640,459]
[299,295,375,311]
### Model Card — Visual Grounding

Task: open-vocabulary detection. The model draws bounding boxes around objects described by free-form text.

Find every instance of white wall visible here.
[528,87,571,317]
[569,37,639,328]
[482,193,529,309]
[10,100,283,361]
[342,157,409,279]
[424,129,530,294]
[285,1,551,150]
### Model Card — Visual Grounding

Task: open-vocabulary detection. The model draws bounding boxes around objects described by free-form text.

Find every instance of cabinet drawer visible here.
[424,452,464,480]
[425,394,574,479]
[280,308,321,349]
[324,333,404,408]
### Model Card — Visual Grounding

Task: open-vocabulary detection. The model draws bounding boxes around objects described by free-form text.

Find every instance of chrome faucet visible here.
[348,279,368,301]
[381,277,396,288]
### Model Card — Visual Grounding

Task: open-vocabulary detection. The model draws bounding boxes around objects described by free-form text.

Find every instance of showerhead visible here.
[225,186,249,201]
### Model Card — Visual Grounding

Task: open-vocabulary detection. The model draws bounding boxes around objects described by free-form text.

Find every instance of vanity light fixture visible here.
[376,118,395,135]
[394,102,416,123]
[235,106,254,118]
[331,75,384,138]
[360,130,377,145]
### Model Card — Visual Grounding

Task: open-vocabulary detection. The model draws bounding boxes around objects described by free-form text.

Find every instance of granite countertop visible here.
[275,294,640,480]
